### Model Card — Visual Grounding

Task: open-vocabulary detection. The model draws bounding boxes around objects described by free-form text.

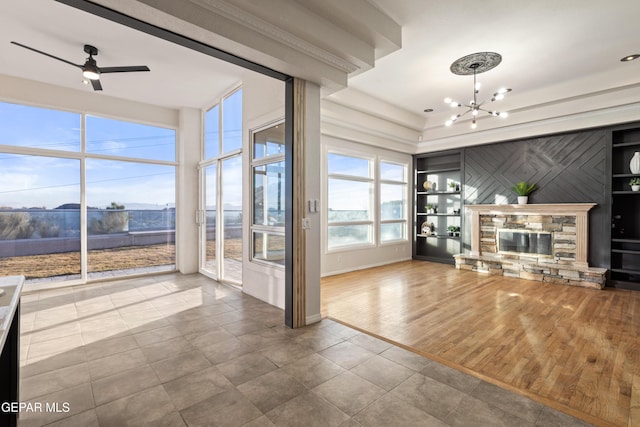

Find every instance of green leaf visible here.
[511,181,537,196]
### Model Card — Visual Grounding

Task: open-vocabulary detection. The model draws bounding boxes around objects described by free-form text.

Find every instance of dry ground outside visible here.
[0,239,243,280]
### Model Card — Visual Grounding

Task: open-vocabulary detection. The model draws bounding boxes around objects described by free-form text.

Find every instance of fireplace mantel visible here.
[465,203,596,267]
[464,203,597,215]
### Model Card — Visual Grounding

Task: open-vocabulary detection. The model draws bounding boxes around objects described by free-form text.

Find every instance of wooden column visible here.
[574,211,589,269]
[292,78,306,328]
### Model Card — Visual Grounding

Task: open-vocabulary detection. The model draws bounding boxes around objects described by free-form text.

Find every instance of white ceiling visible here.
[1,0,639,138]
[0,0,245,109]
[350,0,640,135]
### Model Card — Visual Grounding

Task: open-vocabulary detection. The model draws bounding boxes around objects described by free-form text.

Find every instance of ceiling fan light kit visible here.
[10,41,150,91]
[443,52,511,129]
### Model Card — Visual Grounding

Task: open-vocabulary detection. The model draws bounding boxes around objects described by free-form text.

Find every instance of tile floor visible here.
[17,273,593,426]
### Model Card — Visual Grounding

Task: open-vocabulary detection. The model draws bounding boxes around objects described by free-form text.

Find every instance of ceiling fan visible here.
[10,41,150,91]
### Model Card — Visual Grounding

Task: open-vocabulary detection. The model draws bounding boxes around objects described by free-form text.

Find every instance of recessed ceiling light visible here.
[620,54,640,62]
[423,108,434,113]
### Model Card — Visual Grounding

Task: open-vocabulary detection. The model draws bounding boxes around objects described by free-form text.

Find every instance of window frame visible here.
[378,160,408,244]
[250,119,286,268]
[0,101,178,285]
[323,144,409,253]
[325,149,376,252]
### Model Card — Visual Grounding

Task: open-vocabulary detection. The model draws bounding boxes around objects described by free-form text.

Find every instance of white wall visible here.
[321,135,413,276]
[0,75,178,128]
[304,82,322,324]
[176,107,201,274]
[241,71,287,308]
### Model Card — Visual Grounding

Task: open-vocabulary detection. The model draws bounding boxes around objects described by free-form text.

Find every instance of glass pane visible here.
[86,115,175,161]
[0,154,80,282]
[380,183,405,220]
[253,123,285,159]
[0,102,80,152]
[328,225,372,249]
[380,161,405,182]
[381,222,405,242]
[253,232,285,265]
[328,178,372,222]
[86,159,175,277]
[205,105,220,159]
[222,89,242,153]
[327,153,371,178]
[253,162,285,226]
[205,164,217,277]
[222,155,242,283]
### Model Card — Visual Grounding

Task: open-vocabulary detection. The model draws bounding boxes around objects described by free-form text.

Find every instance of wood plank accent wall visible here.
[463,129,610,268]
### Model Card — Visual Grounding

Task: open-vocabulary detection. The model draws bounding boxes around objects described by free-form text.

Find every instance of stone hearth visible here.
[454,203,607,289]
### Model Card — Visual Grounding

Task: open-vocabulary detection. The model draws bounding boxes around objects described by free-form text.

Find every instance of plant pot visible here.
[632,185,640,192]
[448,232,453,236]
[517,196,528,205]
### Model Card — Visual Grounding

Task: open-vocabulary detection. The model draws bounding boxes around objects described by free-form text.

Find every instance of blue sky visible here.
[0,98,244,210]
[0,102,176,209]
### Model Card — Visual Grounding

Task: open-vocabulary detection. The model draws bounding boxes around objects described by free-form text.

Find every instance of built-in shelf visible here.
[421,191,461,195]
[416,167,459,174]
[612,238,640,243]
[613,141,640,148]
[417,234,460,239]
[413,150,462,265]
[611,268,640,275]
[610,127,640,289]
[612,249,640,255]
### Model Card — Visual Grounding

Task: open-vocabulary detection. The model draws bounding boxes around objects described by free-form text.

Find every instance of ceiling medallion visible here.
[444,52,511,129]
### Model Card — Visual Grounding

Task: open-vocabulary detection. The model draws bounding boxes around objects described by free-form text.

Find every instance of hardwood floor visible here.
[321,260,640,427]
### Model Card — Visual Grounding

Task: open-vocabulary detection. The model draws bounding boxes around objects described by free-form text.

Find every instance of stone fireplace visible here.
[454,203,607,289]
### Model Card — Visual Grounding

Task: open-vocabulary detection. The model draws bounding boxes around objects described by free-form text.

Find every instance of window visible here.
[204,87,243,159]
[204,105,220,159]
[379,161,407,242]
[327,153,374,249]
[0,103,80,152]
[0,101,177,284]
[86,115,175,161]
[201,86,244,283]
[325,149,408,251]
[223,89,243,153]
[251,122,285,265]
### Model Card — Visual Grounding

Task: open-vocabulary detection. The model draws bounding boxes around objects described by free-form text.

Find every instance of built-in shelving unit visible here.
[413,151,462,264]
[610,127,640,289]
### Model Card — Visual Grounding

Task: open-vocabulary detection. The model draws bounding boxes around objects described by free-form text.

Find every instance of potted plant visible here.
[425,204,433,213]
[512,181,537,204]
[631,178,640,192]
[447,225,457,236]
[448,182,456,192]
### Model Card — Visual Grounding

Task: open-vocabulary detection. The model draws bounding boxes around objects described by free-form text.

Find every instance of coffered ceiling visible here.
[1,0,639,147]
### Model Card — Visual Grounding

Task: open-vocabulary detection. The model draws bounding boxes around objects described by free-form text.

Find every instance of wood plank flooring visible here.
[321,260,640,427]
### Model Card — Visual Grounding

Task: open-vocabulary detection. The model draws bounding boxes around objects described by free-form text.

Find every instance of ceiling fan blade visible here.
[90,79,103,91]
[99,65,150,74]
[11,41,82,69]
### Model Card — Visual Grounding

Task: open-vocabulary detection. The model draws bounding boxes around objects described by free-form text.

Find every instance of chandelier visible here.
[444,52,511,129]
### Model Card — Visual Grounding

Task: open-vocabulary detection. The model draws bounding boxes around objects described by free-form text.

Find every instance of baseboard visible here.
[305,313,322,325]
[321,256,412,277]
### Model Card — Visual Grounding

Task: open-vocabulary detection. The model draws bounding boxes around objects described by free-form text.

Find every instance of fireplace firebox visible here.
[498,229,553,257]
